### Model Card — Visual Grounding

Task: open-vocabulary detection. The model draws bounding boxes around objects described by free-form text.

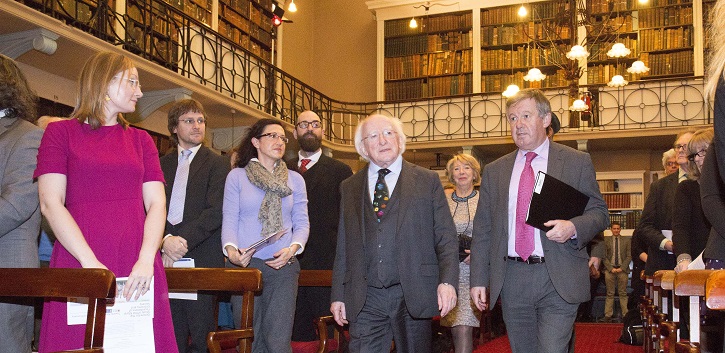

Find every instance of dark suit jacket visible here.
[604,236,632,273]
[712,79,725,183]
[701,143,725,261]
[470,142,609,305]
[160,146,229,268]
[331,160,459,321]
[672,179,710,260]
[288,154,352,270]
[639,171,678,275]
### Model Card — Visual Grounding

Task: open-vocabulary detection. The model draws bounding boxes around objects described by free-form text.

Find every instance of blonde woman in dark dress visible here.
[442,153,482,353]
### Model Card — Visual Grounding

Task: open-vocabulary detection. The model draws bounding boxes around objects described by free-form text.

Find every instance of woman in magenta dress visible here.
[34,52,177,352]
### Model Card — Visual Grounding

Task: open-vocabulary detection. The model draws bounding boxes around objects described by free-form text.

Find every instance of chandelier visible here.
[520,0,650,109]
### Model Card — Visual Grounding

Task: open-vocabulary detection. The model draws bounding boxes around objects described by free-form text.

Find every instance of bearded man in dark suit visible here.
[289,110,352,341]
[160,99,229,353]
[470,89,608,353]
[331,114,459,353]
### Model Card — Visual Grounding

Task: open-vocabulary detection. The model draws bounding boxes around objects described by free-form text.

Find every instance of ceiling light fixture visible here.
[288,0,297,12]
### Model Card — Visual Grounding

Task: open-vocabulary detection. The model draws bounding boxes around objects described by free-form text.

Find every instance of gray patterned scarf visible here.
[245,160,293,236]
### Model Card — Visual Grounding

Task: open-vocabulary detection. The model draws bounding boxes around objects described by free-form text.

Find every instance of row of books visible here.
[608,211,642,230]
[588,39,639,62]
[639,26,693,52]
[481,44,568,71]
[384,31,472,57]
[589,0,636,14]
[603,193,644,209]
[481,2,570,24]
[638,5,693,29]
[384,12,472,38]
[587,64,643,85]
[590,14,635,33]
[219,4,272,48]
[640,51,694,75]
[384,74,473,101]
[597,180,619,192]
[646,0,693,7]
[480,71,568,93]
[480,23,571,46]
[384,51,473,80]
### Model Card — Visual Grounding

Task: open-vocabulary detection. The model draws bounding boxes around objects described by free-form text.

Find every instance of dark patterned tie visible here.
[373,168,391,221]
[299,159,311,174]
[614,236,620,267]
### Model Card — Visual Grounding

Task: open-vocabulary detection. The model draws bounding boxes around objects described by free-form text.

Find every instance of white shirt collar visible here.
[368,155,403,176]
[298,149,322,164]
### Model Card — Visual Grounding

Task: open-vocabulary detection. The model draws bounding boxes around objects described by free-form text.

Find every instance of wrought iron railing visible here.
[13,0,714,150]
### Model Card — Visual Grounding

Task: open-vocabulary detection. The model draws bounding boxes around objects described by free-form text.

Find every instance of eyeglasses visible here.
[257,132,289,143]
[296,121,322,129]
[179,117,206,125]
[665,161,678,167]
[674,144,688,151]
[120,77,141,90]
[687,149,707,162]
[362,129,397,142]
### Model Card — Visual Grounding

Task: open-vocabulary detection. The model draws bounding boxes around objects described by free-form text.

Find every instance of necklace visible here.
[451,189,477,203]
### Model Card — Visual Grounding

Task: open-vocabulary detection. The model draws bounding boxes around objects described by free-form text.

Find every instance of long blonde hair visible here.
[72,52,133,129]
[705,0,725,99]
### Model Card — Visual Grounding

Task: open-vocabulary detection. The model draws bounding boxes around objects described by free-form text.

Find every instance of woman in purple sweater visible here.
[222,118,309,353]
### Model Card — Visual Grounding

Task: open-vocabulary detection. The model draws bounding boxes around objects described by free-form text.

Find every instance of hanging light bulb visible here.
[638,0,649,3]
[409,18,418,29]
[518,5,527,17]
[288,0,297,12]
[524,68,546,82]
[607,75,628,87]
[502,84,520,98]
[607,43,631,58]
[566,45,589,61]
[569,99,589,111]
[627,60,650,74]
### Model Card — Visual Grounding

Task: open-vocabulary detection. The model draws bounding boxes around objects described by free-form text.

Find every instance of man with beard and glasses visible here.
[288,110,353,341]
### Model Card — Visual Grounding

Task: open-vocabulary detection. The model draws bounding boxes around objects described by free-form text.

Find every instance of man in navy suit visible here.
[331,114,458,353]
[470,89,608,353]
[289,110,352,341]
[160,99,229,353]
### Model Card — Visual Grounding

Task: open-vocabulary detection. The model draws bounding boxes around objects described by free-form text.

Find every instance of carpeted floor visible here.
[474,323,643,353]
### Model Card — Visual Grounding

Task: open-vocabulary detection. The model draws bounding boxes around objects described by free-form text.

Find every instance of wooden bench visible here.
[673,269,716,353]
[0,268,116,353]
[165,268,262,353]
[296,270,346,353]
[656,270,678,353]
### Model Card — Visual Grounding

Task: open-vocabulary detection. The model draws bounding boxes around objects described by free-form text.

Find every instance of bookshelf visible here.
[125,0,274,65]
[480,1,571,93]
[218,0,275,62]
[383,11,473,101]
[585,2,643,85]
[596,171,648,230]
[371,0,711,100]
[637,0,695,78]
[703,0,716,79]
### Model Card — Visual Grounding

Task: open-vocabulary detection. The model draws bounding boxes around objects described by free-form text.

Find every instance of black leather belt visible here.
[507,255,545,264]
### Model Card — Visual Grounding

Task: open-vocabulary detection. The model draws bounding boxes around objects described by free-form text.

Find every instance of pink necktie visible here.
[515,152,537,259]
[299,159,311,174]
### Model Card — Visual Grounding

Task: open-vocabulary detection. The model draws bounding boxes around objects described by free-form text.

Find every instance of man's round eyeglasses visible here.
[180,118,206,125]
[257,132,289,143]
[687,149,706,162]
[297,121,322,129]
[674,144,688,151]
[362,129,397,142]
